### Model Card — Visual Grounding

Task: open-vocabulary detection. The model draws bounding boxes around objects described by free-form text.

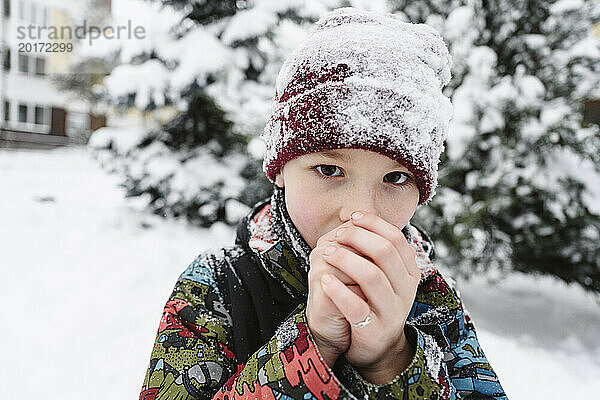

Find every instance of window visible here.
[30,2,35,24]
[18,54,28,73]
[18,104,27,123]
[3,101,9,121]
[67,111,89,134]
[35,57,45,75]
[15,54,47,76]
[18,0,24,20]
[34,105,44,124]
[3,0,10,17]
[2,47,10,71]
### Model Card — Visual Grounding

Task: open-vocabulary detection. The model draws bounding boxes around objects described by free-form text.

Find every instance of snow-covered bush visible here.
[402,0,600,293]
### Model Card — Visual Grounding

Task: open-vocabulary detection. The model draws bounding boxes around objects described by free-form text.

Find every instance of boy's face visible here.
[275,148,420,249]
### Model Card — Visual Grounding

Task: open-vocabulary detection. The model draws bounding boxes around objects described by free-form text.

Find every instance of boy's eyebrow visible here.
[311,150,350,161]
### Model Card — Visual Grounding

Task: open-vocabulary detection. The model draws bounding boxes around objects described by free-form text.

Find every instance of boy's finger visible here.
[310,245,358,285]
[349,211,420,278]
[315,226,368,262]
[323,244,394,314]
[316,219,354,247]
[335,226,407,295]
[347,283,368,302]
[320,273,372,327]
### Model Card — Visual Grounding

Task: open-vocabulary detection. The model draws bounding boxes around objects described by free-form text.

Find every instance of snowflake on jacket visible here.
[140,192,508,400]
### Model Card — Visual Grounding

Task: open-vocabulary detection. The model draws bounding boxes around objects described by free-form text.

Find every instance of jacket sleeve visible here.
[139,251,239,400]
[331,270,509,400]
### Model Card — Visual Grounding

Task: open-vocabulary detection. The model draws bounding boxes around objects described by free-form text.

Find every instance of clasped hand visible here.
[305,211,421,384]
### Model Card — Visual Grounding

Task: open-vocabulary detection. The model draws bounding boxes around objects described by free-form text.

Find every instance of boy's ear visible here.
[275,171,285,188]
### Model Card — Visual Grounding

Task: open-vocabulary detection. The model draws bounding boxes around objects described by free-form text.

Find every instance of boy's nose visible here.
[338,187,381,222]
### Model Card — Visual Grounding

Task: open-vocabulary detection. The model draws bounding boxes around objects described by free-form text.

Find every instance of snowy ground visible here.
[1,146,598,399]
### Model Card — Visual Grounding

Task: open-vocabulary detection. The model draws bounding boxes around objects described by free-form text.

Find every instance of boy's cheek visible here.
[287,196,331,249]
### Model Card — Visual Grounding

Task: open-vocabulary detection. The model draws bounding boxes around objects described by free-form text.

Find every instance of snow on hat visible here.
[260,7,453,206]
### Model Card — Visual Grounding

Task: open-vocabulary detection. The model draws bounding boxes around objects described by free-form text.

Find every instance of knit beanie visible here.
[260,7,453,206]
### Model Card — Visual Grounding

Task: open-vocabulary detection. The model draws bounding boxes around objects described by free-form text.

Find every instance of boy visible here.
[140,7,507,400]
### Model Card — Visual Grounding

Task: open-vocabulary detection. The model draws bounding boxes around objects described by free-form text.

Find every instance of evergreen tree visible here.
[92,0,337,226]
[92,0,600,292]
[396,0,600,293]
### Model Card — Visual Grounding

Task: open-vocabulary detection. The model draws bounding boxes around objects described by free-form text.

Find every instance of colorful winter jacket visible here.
[140,186,508,400]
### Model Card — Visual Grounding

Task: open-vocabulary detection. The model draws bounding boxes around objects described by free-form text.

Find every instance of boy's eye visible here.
[314,165,411,186]
[384,172,409,185]
[315,165,342,177]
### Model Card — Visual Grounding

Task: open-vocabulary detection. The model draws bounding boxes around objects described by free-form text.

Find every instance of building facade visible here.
[0,0,108,149]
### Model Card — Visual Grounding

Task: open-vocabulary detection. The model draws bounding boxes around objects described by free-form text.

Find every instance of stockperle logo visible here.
[17,19,146,45]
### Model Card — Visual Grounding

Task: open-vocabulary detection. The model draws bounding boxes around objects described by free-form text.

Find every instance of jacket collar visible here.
[236,184,438,300]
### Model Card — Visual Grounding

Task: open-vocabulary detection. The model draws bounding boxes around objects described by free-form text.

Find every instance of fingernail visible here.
[351,211,363,220]
[321,274,332,284]
[335,228,346,238]
[324,245,336,255]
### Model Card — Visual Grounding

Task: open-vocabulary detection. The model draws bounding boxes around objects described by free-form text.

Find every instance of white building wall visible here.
[1,0,97,136]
